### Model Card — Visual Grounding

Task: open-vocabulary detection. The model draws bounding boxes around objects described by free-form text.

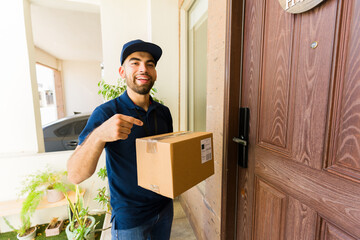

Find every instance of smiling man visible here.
[67,40,174,240]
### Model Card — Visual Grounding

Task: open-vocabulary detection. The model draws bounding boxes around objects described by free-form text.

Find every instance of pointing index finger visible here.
[121,115,143,126]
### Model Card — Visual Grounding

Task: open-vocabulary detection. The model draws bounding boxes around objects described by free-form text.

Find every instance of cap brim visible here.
[122,42,162,65]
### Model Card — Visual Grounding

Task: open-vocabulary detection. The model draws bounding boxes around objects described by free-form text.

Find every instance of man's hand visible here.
[94,114,143,142]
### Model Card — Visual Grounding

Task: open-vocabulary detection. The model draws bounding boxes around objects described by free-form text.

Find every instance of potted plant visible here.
[3,217,36,240]
[65,185,97,240]
[2,192,41,240]
[19,168,73,203]
[94,167,111,214]
[45,217,64,237]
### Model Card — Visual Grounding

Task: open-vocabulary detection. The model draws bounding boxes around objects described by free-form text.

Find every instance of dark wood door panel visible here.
[253,177,286,240]
[328,0,360,182]
[233,0,360,239]
[320,220,358,240]
[258,0,293,152]
[253,177,319,240]
[290,0,338,170]
[255,147,360,237]
[284,196,318,240]
[258,0,339,169]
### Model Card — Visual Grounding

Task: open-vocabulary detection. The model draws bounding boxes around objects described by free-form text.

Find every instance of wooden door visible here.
[235,0,360,239]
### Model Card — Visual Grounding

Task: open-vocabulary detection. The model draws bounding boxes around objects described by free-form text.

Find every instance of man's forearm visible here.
[67,129,105,184]
[67,113,142,184]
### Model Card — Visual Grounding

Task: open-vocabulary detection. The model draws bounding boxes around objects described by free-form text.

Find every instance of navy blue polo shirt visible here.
[78,90,173,229]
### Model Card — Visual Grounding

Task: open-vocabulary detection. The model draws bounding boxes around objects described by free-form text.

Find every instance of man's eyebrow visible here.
[128,58,155,64]
[128,57,141,62]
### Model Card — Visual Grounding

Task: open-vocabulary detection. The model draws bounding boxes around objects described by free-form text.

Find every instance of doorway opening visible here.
[36,63,65,126]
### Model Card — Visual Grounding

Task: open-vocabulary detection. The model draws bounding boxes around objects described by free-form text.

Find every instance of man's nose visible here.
[138,62,147,72]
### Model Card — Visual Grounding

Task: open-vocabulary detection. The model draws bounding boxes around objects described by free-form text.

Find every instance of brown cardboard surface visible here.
[136,132,214,198]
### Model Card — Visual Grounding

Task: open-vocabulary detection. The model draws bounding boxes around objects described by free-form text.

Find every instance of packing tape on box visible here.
[150,184,160,193]
[145,132,192,153]
[146,140,158,153]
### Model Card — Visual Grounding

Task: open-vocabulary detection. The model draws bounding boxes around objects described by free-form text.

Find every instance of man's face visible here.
[119,51,157,95]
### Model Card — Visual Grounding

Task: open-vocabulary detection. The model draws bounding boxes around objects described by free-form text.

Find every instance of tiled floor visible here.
[170,198,196,240]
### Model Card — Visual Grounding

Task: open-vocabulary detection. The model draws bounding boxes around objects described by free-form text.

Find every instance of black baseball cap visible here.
[120,39,162,65]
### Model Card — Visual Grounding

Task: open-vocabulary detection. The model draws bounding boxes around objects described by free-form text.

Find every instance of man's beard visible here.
[126,75,155,95]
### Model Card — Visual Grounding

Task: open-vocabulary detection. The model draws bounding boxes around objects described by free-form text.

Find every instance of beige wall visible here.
[35,47,60,70]
[62,60,103,115]
[179,0,226,239]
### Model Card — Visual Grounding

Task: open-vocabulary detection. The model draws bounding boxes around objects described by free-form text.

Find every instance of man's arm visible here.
[67,114,143,184]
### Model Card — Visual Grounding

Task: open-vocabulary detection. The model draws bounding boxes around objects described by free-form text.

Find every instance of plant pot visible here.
[65,216,96,240]
[47,189,64,202]
[45,219,64,237]
[17,226,36,240]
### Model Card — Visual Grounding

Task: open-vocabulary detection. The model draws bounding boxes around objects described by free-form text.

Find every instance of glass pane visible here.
[188,0,208,195]
[54,124,71,137]
[188,0,208,132]
[74,120,88,135]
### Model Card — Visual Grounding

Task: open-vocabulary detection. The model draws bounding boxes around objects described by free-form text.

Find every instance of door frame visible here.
[221,0,245,239]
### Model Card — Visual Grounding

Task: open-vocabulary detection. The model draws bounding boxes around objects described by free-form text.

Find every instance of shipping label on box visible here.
[136,131,214,198]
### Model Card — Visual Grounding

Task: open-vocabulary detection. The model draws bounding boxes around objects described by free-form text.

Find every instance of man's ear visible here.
[119,66,125,78]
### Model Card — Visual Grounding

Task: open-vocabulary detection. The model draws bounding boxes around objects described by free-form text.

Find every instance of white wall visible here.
[151,0,180,131]
[100,0,149,85]
[63,60,103,116]
[100,0,179,130]
[31,4,103,61]
[0,1,105,233]
[0,0,44,154]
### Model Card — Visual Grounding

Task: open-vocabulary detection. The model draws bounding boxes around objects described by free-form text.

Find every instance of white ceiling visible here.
[30,0,103,61]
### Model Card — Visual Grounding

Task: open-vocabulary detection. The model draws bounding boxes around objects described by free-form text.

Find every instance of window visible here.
[36,64,58,125]
[54,124,71,138]
[74,120,88,135]
[187,0,208,132]
[180,0,208,195]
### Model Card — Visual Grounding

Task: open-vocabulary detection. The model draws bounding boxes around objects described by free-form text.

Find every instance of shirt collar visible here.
[119,90,156,111]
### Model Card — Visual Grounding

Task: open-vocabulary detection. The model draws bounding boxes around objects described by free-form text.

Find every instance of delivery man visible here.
[67,39,174,240]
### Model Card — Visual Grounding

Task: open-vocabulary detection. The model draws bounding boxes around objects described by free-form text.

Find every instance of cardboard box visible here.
[136,131,214,198]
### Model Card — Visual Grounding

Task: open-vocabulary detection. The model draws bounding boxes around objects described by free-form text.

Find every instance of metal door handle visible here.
[67,141,78,147]
[232,137,247,146]
[234,108,250,168]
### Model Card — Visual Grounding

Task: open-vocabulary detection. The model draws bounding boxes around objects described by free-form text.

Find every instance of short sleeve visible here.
[78,107,109,145]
